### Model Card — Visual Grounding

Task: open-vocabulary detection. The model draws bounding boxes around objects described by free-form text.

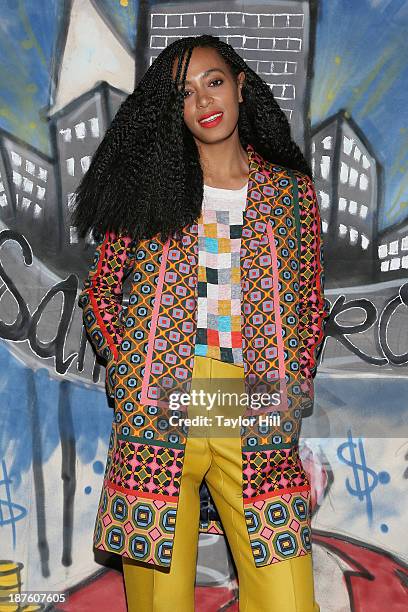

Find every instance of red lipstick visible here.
[198,111,223,128]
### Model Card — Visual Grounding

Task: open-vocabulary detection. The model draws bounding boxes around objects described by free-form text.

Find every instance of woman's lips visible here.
[198,112,223,128]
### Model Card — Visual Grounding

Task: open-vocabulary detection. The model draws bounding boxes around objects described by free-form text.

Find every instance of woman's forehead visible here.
[171,47,225,82]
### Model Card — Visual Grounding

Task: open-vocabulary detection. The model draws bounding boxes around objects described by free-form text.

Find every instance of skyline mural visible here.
[0,0,407,230]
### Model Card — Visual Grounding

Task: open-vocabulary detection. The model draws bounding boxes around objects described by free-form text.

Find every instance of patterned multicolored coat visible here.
[77,143,330,569]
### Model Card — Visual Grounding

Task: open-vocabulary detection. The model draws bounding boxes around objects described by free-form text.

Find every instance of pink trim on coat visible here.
[140,238,171,407]
[267,220,288,412]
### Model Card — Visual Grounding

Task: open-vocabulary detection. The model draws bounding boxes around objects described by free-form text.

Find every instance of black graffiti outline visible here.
[0,230,77,375]
[325,283,408,367]
[0,230,407,376]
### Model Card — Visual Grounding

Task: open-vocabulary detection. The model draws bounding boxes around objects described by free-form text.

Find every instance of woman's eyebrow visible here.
[183,67,226,85]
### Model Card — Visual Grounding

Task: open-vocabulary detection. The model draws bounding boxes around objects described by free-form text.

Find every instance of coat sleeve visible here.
[77,229,136,397]
[296,173,330,405]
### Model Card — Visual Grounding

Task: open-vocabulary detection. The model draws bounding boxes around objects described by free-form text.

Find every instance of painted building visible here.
[148,0,315,149]
[376,217,408,281]
[0,129,56,255]
[311,109,381,285]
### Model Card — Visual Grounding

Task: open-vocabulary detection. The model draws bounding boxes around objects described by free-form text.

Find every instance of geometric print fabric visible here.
[78,143,330,569]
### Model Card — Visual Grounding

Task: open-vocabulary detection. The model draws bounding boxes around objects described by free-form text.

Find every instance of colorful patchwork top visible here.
[194,181,248,365]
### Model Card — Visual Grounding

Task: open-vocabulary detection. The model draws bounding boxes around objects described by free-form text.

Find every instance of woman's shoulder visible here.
[261,158,313,187]
[260,159,316,212]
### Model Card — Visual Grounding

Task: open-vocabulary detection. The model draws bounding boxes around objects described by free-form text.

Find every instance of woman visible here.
[73,34,329,612]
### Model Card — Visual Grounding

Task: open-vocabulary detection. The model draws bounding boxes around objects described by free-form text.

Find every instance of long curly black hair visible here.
[71,34,312,245]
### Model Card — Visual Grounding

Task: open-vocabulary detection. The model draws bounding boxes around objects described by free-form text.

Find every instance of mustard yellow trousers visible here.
[122,355,320,612]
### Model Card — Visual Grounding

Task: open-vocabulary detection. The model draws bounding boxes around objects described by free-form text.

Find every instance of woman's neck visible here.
[197,138,249,190]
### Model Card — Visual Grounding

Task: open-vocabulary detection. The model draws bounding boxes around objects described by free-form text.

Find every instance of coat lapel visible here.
[239,143,277,290]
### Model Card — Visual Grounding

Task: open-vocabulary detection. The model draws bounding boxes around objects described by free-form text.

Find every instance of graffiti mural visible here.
[0,0,407,610]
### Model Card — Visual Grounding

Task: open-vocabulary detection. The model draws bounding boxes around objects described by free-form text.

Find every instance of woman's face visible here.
[172,46,245,145]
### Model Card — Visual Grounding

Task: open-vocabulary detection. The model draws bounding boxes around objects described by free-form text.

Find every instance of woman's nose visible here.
[196,92,213,108]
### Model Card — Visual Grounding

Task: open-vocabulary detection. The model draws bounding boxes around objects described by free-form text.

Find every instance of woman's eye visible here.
[182,79,223,99]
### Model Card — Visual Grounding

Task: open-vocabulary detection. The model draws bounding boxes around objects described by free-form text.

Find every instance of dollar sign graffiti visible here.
[0,459,27,548]
[337,430,378,525]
